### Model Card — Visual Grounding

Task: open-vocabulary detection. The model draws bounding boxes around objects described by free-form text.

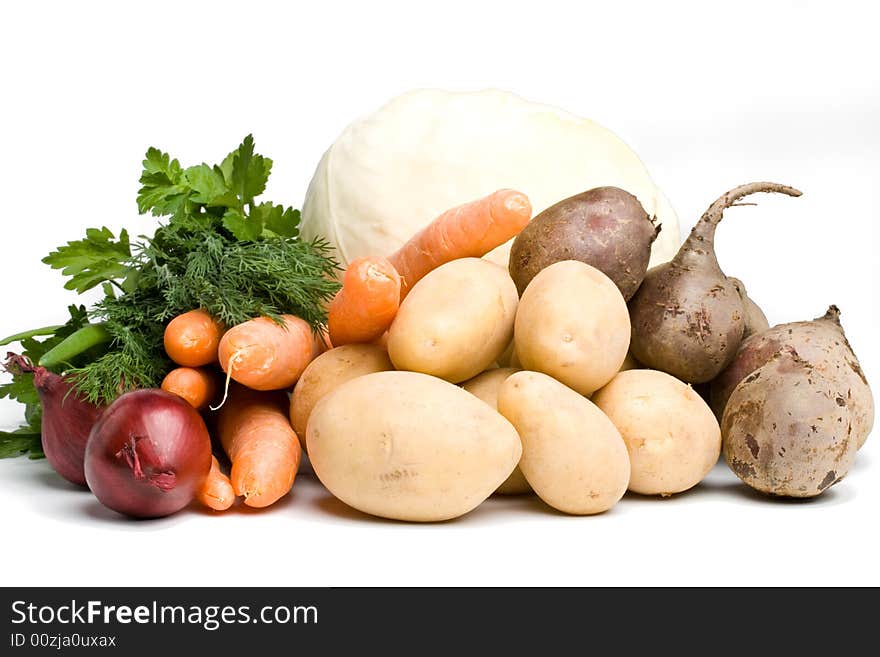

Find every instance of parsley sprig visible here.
[2,135,340,419]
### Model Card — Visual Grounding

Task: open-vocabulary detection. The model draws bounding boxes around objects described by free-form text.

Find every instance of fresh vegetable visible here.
[460,367,531,496]
[387,258,518,383]
[218,315,324,392]
[164,310,224,367]
[618,351,640,372]
[722,347,859,497]
[593,369,721,496]
[161,367,217,411]
[34,135,339,406]
[3,354,104,485]
[301,88,681,270]
[196,456,235,511]
[217,385,301,508]
[290,344,394,444]
[498,371,630,514]
[387,189,532,297]
[509,186,659,299]
[729,278,769,339]
[307,371,521,522]
[38,324,112,369]
[710,306,873,448]
[84,389,212,518]
[628,182,802,384]
[514,260,629,396]
[328,256,401,345]
[0,305,91,458]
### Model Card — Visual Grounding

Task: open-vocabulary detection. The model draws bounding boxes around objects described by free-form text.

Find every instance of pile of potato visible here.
[296,258,713,521]
[294,184,873,522]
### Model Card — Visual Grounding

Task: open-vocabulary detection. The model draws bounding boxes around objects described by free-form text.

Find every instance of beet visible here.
[710,306,874,449]
[628,182,801,383]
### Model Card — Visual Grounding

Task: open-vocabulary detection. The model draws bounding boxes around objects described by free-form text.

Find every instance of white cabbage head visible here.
[302,88,680,270]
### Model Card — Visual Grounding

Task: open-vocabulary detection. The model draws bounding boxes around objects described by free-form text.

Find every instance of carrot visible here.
[387,189,532,297]
[164,309,224,367]
[328,256,401,346]
[217,315,324,392]
[161,366,217,410]
[217,385,301,508]
[197,455,235,511]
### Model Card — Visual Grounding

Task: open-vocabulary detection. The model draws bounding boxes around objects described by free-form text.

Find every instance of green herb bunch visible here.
[1,136,340,455]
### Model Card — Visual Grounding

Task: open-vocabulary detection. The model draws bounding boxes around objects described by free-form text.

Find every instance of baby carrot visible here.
[217,385,301,508]
[161,366,217,410]
[328,256,401,346]
[388,189,532,297]
[164,309,224,367]
[196,456,235,511]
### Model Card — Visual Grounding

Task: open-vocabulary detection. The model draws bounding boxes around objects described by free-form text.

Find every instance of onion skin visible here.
[36,368,105,486]
[3,354,104,486]
[85,389,212,518]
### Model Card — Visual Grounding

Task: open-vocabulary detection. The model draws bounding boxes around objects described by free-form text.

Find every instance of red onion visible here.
[4,354,104,486]
[84,389,211,518]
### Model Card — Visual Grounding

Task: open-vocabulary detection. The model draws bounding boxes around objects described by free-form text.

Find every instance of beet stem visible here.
[683,182,803,257]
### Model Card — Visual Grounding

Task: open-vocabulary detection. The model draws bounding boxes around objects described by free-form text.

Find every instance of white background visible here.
[1,1,877,586]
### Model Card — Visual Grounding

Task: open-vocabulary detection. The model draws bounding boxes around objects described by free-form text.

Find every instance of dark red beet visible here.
[84,389,212,518]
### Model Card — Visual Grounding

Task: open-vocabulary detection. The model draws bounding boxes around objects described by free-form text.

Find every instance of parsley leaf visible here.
[42,227,134,293]
[230,134,272,206]
[222,208,262,242]
[0,430,43,459]
[184,164,235,207]
[256,203,301,238]
[137,148,187,216]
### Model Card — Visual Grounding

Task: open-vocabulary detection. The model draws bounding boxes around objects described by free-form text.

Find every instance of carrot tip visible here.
[502,191,532,219]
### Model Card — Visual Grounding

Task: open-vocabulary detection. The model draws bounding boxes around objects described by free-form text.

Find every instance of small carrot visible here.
[388,189,532,297]
[217,385,301,508]
[217,314,324,392]
[161,366,217,410]
[328,256,401,346]
[164,309,224,367]
[197,456,235,511]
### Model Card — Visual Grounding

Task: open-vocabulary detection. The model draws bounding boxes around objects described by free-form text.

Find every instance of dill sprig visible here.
[34,135,341,405]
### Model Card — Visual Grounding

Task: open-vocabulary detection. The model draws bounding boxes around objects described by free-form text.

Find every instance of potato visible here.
[722,347,859,497]
[461,368,531,495]
[509,186,658,300]
[515,260,629,396]
[307,371,521,521]
[290,344,394,445]
[497,371,629,514]
[388,258,518,383]
[619,350,640,372]
[593,369,720,496]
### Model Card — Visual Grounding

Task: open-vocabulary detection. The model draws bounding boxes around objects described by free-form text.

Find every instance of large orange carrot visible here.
[164,309,224,367]
[217,385,301,508]
[197,456,235,511]
[388,189,532,297]
[161,366,217,410]
[217,315,324,391]
[328,256,401,346]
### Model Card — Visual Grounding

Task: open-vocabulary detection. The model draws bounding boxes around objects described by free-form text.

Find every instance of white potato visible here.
[515,260,629,396]
[388,258,518,383]
[593,369,721,496]
[307,371,521,521]
[497,371,630,514]
[461,368,531,495]
[290,344,394,445]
